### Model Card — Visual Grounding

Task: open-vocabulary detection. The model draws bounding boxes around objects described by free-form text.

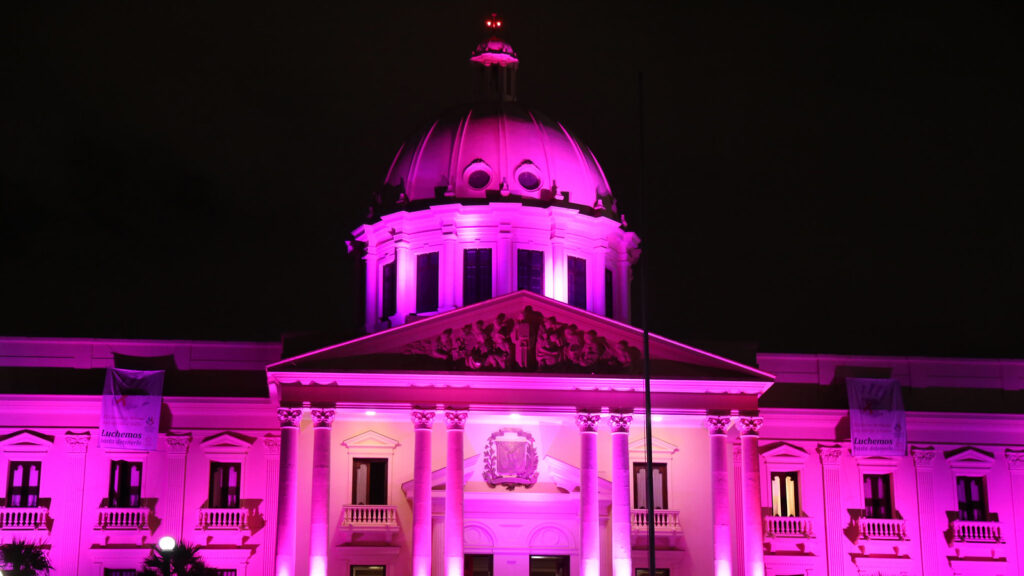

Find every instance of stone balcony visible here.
[764,515,814,538]
[96,507,149,531]
[857,517,907,541]
[0,506,48,530]
[198,507,250,531]
[952,519,1002,543]
[630,509,682,549]
[338,504,400,545]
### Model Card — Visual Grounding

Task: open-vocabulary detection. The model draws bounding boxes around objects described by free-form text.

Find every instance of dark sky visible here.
[2,2,1021,359]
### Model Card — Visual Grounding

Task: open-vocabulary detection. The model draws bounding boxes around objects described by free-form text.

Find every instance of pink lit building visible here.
[3,21,1023,576]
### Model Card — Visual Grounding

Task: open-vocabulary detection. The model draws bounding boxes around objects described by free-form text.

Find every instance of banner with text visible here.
[99,368,164,451]
[847,377,906,457]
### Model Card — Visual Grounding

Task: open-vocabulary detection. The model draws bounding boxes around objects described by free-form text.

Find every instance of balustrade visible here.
[342,504,399,528]
[198,508,249,530]
[0,507,48,530]
[952,519,1002,543]
[764,515,813,538]
[857,517,907,540]
[630,509,680,533]
[96,507,149,530]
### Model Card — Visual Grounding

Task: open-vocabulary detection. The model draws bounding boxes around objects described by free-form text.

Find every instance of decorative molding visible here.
[945,446,995,473]
[704,415,731,435]
[200,431,256,455]
[162,433,192,454]
[911,446,936,469]
[760,441,810,464]
[817,444,844,466]
[576,412,601,433]
[482,428,539,490]
[342,430,401,456]
[1006,449,1024,471]
[608,413,632,434]
[411,410,436,429]
[262,435,281,456]
[277,407,302,428]
[445,410,468,430]
[628,436,679,459]
[736,416,764,436]
[0,430,55,453]
[310,408,336,428]
[64,431,91,453]
[402,305,641,373]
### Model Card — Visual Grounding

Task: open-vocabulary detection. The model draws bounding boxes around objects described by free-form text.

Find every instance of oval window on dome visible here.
[517,171,541,191]
[467,170,491,190]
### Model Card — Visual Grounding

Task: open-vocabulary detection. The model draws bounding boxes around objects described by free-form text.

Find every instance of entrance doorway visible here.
[529,556,569,576]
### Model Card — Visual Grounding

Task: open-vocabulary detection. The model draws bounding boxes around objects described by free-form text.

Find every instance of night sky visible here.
[2,2,1020,359]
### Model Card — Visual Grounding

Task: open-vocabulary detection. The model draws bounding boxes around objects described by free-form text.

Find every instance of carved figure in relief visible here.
[581,330,607,367]
[536,316,566,368]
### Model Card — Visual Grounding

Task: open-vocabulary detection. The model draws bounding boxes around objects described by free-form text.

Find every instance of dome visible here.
[377,101,618,216]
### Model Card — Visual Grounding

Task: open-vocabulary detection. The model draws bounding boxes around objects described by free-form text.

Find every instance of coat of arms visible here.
[482,428,539,490]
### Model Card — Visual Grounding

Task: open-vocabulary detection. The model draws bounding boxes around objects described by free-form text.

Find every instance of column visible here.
[441,221,457,311]
[497,223,513,296]
[395,232,413,323]
[262,435,282,576]
[445,410,468,576]
[817,445,844,576]
[412,410,436,576]
[588,245,607,316]
[911,447,937,576]
[364,244,379,334]
[310,408,335,576]
[609,413,633,576]
[162,433,192,541]
[705,416,733,576]
[1006,449,1024,576]
[577,412,602,576]
[736,417,765,576]
[275,407,303,576]
[56,432,90,576]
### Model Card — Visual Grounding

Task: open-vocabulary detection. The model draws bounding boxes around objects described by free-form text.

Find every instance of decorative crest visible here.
[482,428,539,490]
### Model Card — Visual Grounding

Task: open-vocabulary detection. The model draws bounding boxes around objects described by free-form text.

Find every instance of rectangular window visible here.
[863,474,893,519]
[351,566,386,576]
[568,256,587,309]
[957,476,988,521]
[771,471,800,517]
[381,261,396,320]
[465,554,494,576]
[635,570,669,576]
[6,461,41,508]
[352,458,388,505]
[416,252,439,313]
[517,249,544,294]
[209,462,241,509]
[633,462,668,509]
[529,556,569,576]
[463,248,493,305]
[109,460,142,508]
[604,268,614,318]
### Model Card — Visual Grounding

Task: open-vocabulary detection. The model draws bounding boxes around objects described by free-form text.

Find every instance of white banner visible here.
[99,368,164,451]
[847,377,906,457]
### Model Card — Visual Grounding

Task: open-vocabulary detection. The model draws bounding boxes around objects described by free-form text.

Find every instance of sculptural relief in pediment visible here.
[402,305,641,374]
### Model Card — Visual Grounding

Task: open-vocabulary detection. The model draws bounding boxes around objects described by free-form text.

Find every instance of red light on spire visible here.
[485,13,503,30]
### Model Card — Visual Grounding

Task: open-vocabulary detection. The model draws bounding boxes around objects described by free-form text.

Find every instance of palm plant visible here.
[0,539,53,576]
[141,542,213,576]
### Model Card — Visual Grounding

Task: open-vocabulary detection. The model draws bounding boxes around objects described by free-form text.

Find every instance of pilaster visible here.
[818,444,845,576]
[161,432,192,543]
[262,435,282,576]
[911,446,937,576]
[57,431,90,576]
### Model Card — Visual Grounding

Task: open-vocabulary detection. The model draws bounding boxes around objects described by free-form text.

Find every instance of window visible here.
[636,570,669,576]
[863,474,893,519]
[351,566,385,576]
[109,460,142,508]
[381,261,396,320]
[104,570,138,576]
[416,252,439,313]
[771,472,800,517]
[517,249,544,294]
[6,461,40,508]
[529,556,569,576]
[463,249,492,305]
[352,458,388,505]
[567,256,586,309]
[465,554,494,576]
[604,268,614,318]
[209,462,241,509]
[633,462,667,509]
[212,571,238,576]
[957,476,988,521]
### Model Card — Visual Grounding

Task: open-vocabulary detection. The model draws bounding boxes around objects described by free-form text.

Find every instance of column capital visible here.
[64,431,91,453]
[608,413,632,433]
[263,434,282,455]
[1007,448,1024,471]
[162,432,192,454]
[445,410,468,430]
[735,416,764,436]
[704,415,731,435]
[278,407,303,428]
[411,410,436,429]
[817,444,844,466]
[576,412,601,432]
[311,408,336,428]
[911,446,936,469]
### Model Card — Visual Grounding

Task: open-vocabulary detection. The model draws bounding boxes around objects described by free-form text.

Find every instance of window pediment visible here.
[342,430,400,457]
[760,441,809,466]
[628,437,679,461]
[946,446,995,473]
[0,430,54,453]
[200,432,256,455]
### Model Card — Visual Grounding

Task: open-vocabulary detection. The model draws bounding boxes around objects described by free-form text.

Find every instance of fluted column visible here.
[275,408,302,576]
[162,433,192,542]
[817,445,844,576]
[911,447,937,576]
[445,410,468,576]
[310,408,335,576]
[736,417,765,576]
[609,413,633,576]
[412,410,436,576]
[262,435,282,576]
[705,416,732,576]
[577,412,602,576]
[56,432,90,576]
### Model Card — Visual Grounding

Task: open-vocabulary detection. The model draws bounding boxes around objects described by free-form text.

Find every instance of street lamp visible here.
[157,536,176,552]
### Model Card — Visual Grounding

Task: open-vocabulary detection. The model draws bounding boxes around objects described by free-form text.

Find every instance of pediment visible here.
[200,431,256,454]
[945,447,995,471]
[342,430,401,455]
[0,430,55,453]
[760,442,809,463]
[628,436,679,460]
[270,291,772,384]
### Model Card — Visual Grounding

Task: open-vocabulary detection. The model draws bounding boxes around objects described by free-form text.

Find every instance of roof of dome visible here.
[470,37,519,66]
[375,101,618,217]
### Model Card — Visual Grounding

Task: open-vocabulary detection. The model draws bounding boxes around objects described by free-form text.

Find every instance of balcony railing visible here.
[857,517,907,540]
[0,507,48,530]
[952,520,1002,543]
[630,509,681,533]
[341,505,399,528]
[96,507,149,530]
[764,515,813,538]
[198,508,249,530]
